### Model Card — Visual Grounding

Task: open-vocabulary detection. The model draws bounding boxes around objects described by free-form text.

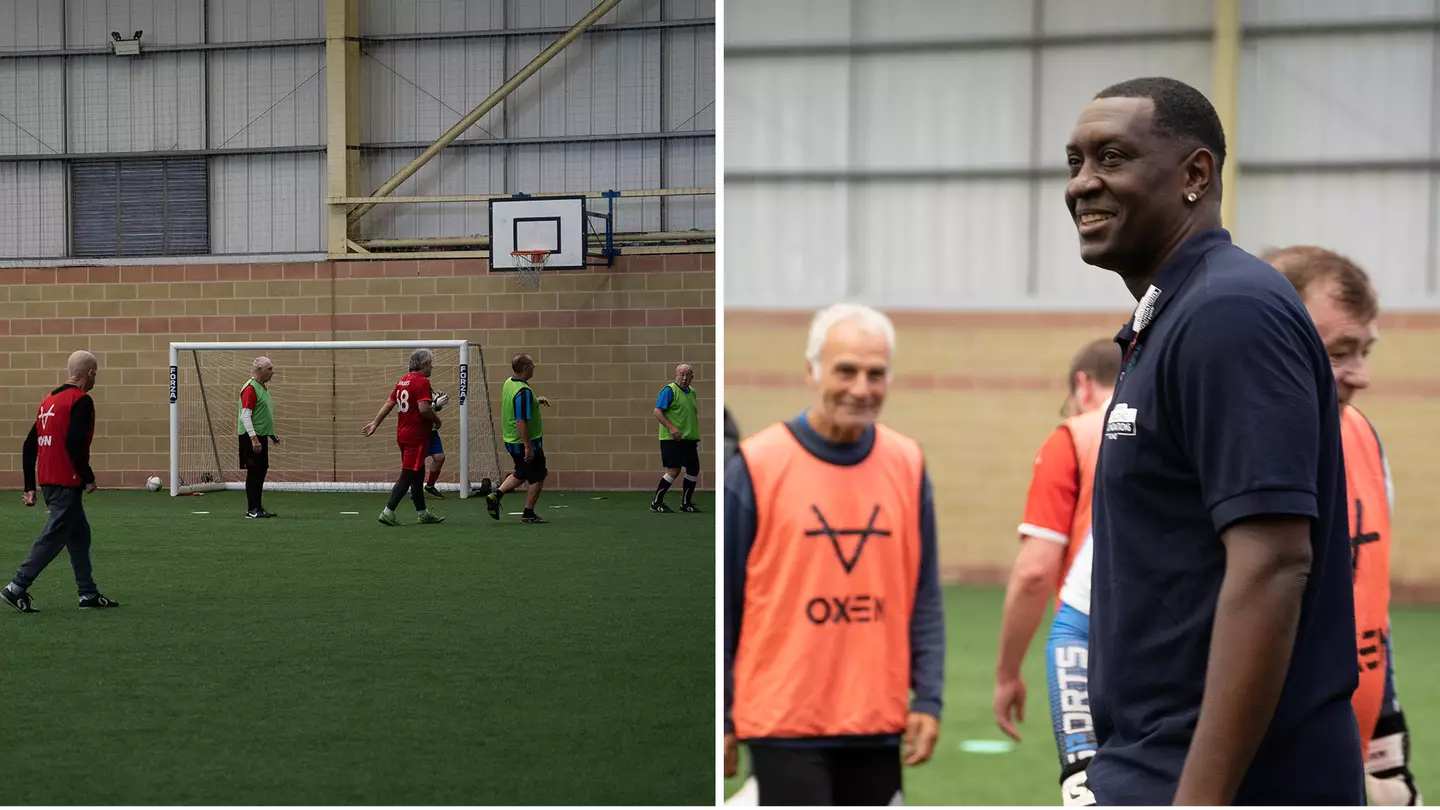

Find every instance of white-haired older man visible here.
[238,355,279,519]
[723,303,946,805]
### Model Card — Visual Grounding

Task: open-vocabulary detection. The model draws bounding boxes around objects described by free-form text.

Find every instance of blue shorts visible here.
[428,431,444,456]
[1046,602,1097,781]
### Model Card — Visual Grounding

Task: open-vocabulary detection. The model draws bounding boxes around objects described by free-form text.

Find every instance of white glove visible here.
[433,391,449,412]
[1367,731,1422,806]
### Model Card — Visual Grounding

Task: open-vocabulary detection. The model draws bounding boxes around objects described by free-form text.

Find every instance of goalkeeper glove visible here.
[1367,715,1422,806]
[433,391,449,412]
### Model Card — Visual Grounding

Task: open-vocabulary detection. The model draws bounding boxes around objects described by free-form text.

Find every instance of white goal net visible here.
[168,340,503,497]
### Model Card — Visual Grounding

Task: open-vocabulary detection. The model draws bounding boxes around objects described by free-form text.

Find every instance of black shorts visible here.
[747,743,902,806]
[238,434,272,470]
[507,446,548,484]
[660,439,700,473]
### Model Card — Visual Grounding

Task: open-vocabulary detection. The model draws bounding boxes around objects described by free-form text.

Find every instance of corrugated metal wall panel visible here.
[360,40,506,144]
[1244,0,1435,27]
[510,140,660,231]
[856,0,1032,42]
[506,30,660,137]
[0,59,64,154]
[67,0,204,47]
[665,25,713,132]
[209,0,323,42]
[67,53,205,153]
[1042,0,1211,36]
[662,136,713,231]
[354,147,504,241]
[359,0,504,36]
[725,56,849,172]
[0,160,66,257]
[73,157,208,256]
[0,1,65,50]
[209,46,325,148]
[1037,42,1212,169]
[723,183,852,310]
[1241,34,1433,162]
[210,153,325,253]
[723,0,851,46]
[853,181,1033,308]
[503,0,658,28]
[663,0,714,20]
[1235,173,1435,308]
[857,50,1032,170]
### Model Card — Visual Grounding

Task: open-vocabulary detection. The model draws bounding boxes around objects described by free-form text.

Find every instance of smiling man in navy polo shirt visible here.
[1063,76,1363,805]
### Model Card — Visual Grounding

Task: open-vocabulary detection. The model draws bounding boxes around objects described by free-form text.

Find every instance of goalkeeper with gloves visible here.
[423,389,451,498]
[1265,245,1422,806]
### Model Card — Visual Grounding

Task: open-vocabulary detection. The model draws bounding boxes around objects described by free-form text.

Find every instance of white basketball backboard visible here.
[488,195,588,271]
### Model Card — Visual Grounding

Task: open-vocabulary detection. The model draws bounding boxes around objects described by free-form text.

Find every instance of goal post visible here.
[167,340,503,498]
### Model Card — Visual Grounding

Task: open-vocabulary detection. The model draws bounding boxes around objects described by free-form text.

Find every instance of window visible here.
[71,157,209,257]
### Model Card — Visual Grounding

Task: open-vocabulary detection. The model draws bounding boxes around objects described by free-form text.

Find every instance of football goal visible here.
[168,340,503,497]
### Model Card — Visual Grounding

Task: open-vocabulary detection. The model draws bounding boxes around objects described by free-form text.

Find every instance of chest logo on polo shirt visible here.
[1105,403,1137,439]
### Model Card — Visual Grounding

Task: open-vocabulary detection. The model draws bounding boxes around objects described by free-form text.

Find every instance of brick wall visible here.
[726,310,1440,596]
[0,254,716,492]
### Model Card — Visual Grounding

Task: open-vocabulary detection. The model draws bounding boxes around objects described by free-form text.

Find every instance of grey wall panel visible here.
[723,183,851,310]
[360,0,503,35]
[857,0,1033,42]
[1241,34,1433,162]
[360,40,506,143]
[0,59,64,154]
[852,181,1032,308]
[67,0,204,47]
[662,136,713,230]
[723,0,850,46]
[0,160,65,258]
[506,30,659,137]
[663,0,714,20]
[726,56,849,172]
[208,0,324,42]
[0,1,64,50]
[1234,172,1433,308]
[664,25,714,131]
[210,153,325,253]
[1043,0,1211,36]
[504,0,660,28]
[1038,42,1212,169]
[510,140,660,232]
[210,46,325,149]
[1244,0,1435,26]
[354,147,505,240]
[857,50,1032,170]
[68,53,205,152]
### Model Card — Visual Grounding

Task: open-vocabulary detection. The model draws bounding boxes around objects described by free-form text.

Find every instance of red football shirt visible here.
[390,372,434,445]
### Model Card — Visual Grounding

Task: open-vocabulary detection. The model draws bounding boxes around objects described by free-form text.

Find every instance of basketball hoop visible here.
[510,250,550,289]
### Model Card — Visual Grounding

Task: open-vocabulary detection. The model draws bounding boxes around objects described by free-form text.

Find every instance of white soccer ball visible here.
[146,476,163,492]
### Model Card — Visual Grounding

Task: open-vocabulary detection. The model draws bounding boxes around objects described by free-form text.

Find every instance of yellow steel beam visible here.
[324,0,361,258]
[1212,0,1240,228]
[347,0,626,224]
[328,187,714,205]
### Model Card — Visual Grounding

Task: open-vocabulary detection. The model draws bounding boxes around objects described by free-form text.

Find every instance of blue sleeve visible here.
[655,386,674,410]
[724,451,757,735]
[909,466,946,718]
[1170,294,1323,533]
[514,388,532,422]
[1381,621,1401,718]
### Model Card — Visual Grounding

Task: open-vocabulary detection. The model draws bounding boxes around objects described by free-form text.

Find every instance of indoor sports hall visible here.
[0,0,714,804]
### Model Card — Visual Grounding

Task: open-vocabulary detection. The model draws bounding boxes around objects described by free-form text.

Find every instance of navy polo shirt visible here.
[1087,228,1364,805]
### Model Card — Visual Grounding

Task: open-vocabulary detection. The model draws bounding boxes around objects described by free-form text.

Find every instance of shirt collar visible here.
[1114,228,1233,346]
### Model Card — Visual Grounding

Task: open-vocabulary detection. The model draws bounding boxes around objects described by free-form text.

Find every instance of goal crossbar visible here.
[168,340,477,498]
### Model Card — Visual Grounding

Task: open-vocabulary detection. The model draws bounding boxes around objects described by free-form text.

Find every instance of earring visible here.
[1186,192,1198,203]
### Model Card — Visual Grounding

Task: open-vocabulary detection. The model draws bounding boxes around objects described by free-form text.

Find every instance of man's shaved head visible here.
[67,350,98,392]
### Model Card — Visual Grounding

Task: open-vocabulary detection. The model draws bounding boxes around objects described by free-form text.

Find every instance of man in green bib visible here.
[237,356,279,519]
[486,353,552,524]
[651,363,701,513]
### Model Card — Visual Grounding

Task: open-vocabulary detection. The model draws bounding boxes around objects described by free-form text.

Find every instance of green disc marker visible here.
[959,739,1015,754]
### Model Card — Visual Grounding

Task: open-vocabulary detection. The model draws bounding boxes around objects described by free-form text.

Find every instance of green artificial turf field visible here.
[0,489,714,805]
[725,585,1440,805]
